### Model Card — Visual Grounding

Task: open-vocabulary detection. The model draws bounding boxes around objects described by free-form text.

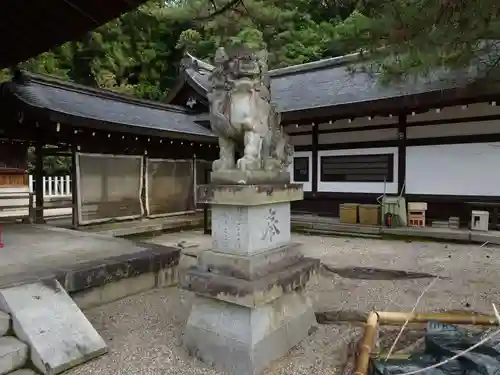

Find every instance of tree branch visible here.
[193,0,243,21]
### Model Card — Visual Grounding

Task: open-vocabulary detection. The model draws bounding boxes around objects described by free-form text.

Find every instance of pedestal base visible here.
[183,291,315,375]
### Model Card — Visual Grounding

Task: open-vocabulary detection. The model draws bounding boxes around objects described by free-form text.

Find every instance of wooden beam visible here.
[398,114,407,195]
[34,133,44,224]
[71,144,79,229]
[311,123,319,194]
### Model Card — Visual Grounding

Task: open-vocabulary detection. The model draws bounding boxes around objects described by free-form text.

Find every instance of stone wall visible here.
[0,310,36,375]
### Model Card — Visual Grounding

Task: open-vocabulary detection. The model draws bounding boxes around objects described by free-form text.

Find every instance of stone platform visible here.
[0,224,181,375]
[181,183,319,375]
[0,224,180,307]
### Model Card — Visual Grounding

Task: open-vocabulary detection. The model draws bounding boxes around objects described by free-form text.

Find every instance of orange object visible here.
[353,311,498,375]
[408,211,426,227]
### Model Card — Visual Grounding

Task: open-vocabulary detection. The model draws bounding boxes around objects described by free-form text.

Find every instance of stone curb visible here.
[0,243,181,295]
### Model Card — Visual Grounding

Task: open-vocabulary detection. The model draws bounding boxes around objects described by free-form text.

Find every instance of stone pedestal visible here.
[181,182,319,375]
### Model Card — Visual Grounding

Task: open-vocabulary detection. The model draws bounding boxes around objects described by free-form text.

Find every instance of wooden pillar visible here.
[34,137,44,224]
[397,114,407,195]
[311,123,319,195]
[203,168,210,235]
[71,144,79,229]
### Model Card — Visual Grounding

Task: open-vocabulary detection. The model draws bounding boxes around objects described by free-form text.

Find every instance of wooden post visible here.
[397,114,407,195]
[71,144,79,229]
[203,168,210,235]
[311,123,319,195]
[34,137,44,224]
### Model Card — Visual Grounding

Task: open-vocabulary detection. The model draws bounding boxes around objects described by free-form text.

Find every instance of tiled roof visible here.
[179,53,482,114]
[5,72,216,141]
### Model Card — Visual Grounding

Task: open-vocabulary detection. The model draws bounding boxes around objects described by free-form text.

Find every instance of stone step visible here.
[0,280,107,375]
[0,312,9,337]
[0,336,28,375]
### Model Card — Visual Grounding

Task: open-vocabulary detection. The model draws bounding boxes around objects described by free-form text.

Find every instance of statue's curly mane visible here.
[208,46,292,172]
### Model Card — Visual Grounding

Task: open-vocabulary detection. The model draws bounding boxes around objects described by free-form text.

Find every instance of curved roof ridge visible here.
[18,70,191,114]
[179,52,361,77]
[269,53,360,77]
[182,52,214,73]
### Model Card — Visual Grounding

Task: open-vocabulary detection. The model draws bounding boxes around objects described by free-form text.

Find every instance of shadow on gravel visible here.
[321,265,448,280]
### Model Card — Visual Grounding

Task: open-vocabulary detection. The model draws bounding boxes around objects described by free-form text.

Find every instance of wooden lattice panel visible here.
[0,169,28,187]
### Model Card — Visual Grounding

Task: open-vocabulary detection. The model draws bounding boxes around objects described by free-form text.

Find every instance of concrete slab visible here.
[199,243,303,280]
[0,224,180,292]
[197,184,303,206]
[383,226,471,241]
[182,258,319,308]
[9,370,38,375]
[0,336,28,375]
[470,230,500,244]
[184,292,316,375]
[290,214,500,244]
[0,280,107,375]
[0,312,9,337]
[81,213,204,237]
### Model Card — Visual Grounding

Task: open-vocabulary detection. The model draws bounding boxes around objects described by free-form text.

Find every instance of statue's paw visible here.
[237,157,260,172]
[213,158,234,171]
[264,158,281,171]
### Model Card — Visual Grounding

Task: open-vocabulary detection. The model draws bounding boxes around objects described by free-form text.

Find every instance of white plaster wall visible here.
[406,142,500,196]
[288,151,312,192]
[317,147,398,194]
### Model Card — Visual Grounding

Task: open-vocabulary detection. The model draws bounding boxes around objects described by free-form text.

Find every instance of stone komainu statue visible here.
[207,47,293,174]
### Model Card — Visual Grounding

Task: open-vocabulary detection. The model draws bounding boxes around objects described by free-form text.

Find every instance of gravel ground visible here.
[65,231,500,374]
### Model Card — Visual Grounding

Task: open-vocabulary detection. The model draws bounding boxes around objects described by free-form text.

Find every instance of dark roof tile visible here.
[181,53,481,114]
[7,72,215,141]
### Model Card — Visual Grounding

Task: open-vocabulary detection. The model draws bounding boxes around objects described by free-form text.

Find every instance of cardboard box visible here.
[359,204,381,226]
[340,203,358,224]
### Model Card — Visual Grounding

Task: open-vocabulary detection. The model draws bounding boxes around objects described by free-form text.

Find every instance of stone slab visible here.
[210,169,290,185]
[0,336,28,375]
[0,224,181,291]
[212,203,291,255]
[183,291,316,375]
[181,257,319,308]
[9,370,39,375]
[382,226,471,241]
[197,184,303,206]
[0,238,179,297]
[199,243,303,280]
[0,312,9,337]
[58,242,179,293]
[0,280,108,375]
[470,231,500,245]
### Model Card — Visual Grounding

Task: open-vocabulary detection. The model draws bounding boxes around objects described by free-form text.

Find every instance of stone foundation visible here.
[184,292,315,375]
[0,310,32,375]
[181,183,319,375]
[0,280,107,375]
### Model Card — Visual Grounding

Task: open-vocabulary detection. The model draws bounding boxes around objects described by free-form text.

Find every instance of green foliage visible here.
[333,0,500,81]
[26,148,71,175]
[178,0,344,68]
[2,0,497,89]
[1,0,366,96]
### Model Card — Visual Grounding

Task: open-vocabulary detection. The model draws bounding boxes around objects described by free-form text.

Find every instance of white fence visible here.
[28,175,72,218]
[28,175,72,198]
